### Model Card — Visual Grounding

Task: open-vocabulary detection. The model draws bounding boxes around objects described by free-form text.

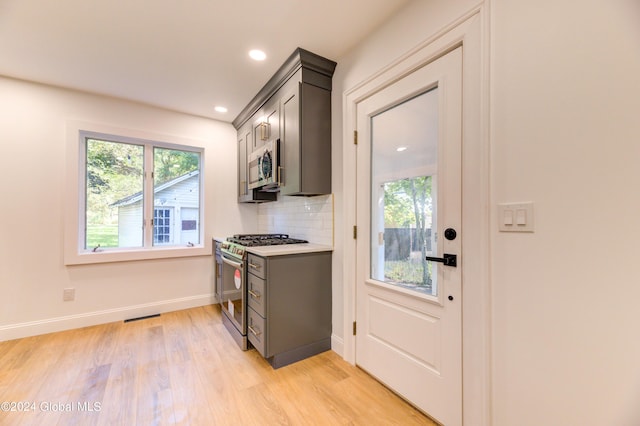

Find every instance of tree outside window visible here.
[381,175,434,292]
[83,134,201,252]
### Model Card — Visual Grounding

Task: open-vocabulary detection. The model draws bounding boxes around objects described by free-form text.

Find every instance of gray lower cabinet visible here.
[246,251,332,368]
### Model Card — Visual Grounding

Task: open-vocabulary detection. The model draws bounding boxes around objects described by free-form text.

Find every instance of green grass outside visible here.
[385,260,424,284]
[86,224,118,248]
[384,259,434,294]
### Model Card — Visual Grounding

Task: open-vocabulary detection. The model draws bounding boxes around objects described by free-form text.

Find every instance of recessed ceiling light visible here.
[214,106,228,113]
[396,146,408,152]
[249,49,267,61]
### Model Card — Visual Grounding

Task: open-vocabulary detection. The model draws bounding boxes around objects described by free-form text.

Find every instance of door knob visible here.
[425,253,457,267]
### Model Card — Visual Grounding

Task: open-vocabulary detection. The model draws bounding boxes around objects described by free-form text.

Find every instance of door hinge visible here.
[353,130,358,145]
[353,225,357,239]
[353,321,357,335]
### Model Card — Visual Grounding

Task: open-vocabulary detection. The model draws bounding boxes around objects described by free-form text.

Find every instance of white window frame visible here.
[65,121,208,265]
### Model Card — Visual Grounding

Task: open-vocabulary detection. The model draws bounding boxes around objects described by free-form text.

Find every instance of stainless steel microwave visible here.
[248,139,279,191]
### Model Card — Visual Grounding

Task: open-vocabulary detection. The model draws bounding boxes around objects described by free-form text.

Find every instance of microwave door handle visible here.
[276,139,282,186]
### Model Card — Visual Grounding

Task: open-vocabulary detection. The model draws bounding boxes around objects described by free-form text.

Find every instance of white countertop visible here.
[245,243,333,257]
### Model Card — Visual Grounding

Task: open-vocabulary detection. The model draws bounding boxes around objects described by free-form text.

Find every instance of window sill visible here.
[64,244,211,266]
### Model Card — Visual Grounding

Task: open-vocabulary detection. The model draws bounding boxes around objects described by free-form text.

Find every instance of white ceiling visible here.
[0,0,411,123]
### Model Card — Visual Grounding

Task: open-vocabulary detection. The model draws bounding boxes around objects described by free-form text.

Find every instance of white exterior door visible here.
[355,47,462,425]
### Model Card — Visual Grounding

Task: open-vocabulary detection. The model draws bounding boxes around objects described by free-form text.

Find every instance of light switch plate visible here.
[498,202,534,232]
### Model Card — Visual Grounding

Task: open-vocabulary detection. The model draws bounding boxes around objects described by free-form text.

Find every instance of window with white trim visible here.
[79,130,203,255]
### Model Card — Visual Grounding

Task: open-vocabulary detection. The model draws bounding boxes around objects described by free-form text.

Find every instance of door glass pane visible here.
[370,88,439,296]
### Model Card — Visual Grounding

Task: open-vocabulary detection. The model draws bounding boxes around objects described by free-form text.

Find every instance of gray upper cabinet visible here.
[252,96,280,151]
[237,120,276,203]
[233,48,336,201]
[279,69,331,196]
[237,122,250,199]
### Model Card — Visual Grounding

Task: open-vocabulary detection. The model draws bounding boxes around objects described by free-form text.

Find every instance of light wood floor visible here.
[0,305,435,425]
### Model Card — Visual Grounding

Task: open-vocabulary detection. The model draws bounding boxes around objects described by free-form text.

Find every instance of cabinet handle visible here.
[248,289,261,299]
[248,325,262,337]
[260,122,269,140]
[248,262,261,270]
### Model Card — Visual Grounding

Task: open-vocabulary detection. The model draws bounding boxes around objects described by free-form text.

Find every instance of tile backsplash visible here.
[257,194,333,246]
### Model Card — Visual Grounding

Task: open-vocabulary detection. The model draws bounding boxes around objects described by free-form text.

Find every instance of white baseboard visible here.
[331,333,344,358]
[0,294,216,342]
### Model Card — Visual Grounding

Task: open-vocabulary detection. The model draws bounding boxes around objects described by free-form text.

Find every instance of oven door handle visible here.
[222,256,244,270]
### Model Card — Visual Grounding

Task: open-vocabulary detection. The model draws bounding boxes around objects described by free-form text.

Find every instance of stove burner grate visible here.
[228,233,308,247]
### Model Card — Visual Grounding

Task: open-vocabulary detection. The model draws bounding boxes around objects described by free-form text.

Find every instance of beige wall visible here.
[0,77,255,339]
[491,0,640,424]
[333,0,640,424]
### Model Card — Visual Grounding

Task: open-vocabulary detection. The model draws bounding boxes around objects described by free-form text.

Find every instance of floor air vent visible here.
[124,313,161,323]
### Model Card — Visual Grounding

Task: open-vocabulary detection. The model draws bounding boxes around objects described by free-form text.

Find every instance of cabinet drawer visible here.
[247,254,266,279]
[247,273,266,317]
[247,307,267,357]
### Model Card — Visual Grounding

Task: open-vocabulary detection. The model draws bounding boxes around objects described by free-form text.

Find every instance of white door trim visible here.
[341,7,491,425]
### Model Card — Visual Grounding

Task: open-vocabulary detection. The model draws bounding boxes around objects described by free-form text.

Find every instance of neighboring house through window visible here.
[64,127,205,264]
[110,169,201,247]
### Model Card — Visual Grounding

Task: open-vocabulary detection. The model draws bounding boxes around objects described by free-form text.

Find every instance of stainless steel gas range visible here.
[219,234,307,349]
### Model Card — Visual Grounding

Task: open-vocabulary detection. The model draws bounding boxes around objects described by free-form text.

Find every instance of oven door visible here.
[214,241,223,304]
[220,255,246,334]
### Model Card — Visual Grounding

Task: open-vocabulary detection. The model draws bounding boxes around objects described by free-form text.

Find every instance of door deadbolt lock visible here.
[444,228,457,241]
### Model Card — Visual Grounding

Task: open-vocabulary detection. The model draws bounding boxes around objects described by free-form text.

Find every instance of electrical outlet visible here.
[63,288,75,301]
